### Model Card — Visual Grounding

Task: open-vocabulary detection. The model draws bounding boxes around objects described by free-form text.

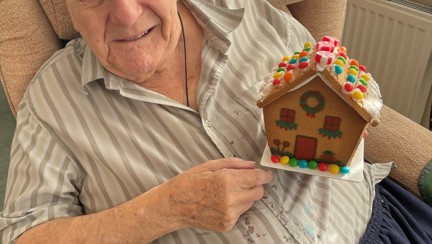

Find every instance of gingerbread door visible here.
[294,135,317,160]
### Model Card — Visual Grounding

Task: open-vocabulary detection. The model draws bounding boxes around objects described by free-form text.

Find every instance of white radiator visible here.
[342,0,432,127]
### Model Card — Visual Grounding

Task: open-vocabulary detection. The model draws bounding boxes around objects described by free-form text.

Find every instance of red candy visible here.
[278,62,287,67]
[357,84,367,93]
[271,155,280,163]
[359,65,367,73]
[299,62,309,69]
[338,51,348,59]
[286,64,296,71]
[343,82,354,92]
[318,163,328,171]
[273,78,281,86]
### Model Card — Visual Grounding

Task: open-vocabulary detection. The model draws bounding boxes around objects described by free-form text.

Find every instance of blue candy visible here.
[340,166,350,174]
[299,160,308,168]
[334,65,343,75]
[347,73,356,83]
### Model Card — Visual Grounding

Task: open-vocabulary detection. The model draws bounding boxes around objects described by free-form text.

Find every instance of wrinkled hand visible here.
[164,157,273,232]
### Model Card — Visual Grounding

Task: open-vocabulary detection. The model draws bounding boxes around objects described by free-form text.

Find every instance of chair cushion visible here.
[39,0,79,40]
[0,0,62,116]
[287,0,347,41]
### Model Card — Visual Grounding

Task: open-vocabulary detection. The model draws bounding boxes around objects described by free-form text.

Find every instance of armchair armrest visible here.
[365,105,432,204]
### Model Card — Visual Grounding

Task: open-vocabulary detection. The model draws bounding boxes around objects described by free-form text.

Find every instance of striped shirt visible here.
[0,0,392,243]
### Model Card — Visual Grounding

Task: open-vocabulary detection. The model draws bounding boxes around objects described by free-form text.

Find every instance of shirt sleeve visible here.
[0,100,84,243]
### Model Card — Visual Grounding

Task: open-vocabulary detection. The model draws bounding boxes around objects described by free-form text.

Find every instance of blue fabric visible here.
[361,178,432,244]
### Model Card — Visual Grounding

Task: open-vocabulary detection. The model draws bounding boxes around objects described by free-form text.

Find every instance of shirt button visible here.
[204,120,212,127]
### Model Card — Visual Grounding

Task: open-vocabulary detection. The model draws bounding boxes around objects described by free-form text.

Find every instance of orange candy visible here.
[339,46,348,53]
[300,50,308,58]
[350,59,359,67]
[284,71,293,82]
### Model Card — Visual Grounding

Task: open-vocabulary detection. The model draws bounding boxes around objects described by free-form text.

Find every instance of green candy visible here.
[308,160,318,169]
[350,65,359,71]
[337,56,346,64]
[289,158,298,167]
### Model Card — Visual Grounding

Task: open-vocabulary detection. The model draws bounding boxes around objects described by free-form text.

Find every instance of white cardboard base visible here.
[260,139,365,182]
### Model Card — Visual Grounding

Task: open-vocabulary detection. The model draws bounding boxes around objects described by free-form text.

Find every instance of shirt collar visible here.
[81,44,106,87]
[186,0,244,53]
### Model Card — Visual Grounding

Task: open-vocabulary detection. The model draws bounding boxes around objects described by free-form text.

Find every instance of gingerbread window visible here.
[280,108,296,123]
[323,116,341,131]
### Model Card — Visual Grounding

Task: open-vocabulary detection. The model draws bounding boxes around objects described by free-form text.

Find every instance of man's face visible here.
[66,0,180,82]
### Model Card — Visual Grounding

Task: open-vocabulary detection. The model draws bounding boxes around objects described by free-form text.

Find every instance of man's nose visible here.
[109,0,141,27]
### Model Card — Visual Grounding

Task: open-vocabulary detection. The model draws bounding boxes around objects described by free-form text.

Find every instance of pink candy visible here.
[316,41,335,53]
[322,36,340,47]
[315,51,336,68]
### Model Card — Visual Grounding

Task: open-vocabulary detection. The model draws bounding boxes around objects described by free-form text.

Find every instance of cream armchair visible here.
[0,0,431,205]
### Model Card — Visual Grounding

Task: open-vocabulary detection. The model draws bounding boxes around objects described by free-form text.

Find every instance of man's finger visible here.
[237,168,273,189]
[201,157,257,171]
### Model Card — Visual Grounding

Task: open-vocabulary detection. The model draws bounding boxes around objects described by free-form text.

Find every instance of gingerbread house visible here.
[257,36,382,174]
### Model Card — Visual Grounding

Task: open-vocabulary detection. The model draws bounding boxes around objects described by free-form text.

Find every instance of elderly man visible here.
[1,0,392,243]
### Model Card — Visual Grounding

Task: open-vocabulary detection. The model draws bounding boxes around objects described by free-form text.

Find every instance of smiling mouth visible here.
[118,27,154,42]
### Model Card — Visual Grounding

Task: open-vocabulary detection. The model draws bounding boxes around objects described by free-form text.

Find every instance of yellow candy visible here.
[361,74,370,81]
[329,164,340,174]
[335,59,345,66]
[304,41,312,48]
[273,72,283,79]
[353,90,364,100]
[349,68,358,76]
[280,156,290,165]
[282,56,290,62]
[292,54,300,59]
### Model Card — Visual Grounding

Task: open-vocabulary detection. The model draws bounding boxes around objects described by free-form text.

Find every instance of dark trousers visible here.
[361,178,432,244]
